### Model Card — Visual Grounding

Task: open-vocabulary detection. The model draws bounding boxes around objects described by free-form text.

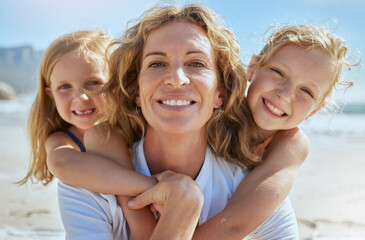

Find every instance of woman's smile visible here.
[137,21,222,134]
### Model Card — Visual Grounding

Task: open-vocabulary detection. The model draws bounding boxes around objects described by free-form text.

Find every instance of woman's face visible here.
[137,21,222,135]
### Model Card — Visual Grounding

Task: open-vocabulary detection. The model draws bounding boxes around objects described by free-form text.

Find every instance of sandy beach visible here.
[1,112,365,240]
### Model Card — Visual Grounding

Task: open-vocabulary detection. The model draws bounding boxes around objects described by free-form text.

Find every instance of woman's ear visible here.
[247,57,257,82]
[45,87,54,100]
[214,86,223,109]
[136,96,141,107]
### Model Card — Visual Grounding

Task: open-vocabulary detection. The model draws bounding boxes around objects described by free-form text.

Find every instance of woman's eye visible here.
[190,61,205,67]
[301,88,314,98]
[149,62,164,68]
[270,68,284,77]
[59,84,71,90]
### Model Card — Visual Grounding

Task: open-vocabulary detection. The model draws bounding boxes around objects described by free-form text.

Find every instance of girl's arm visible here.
[128,170,204,240]
[192,127,309,239]
[85,125,156,240]
[46,128,156,196]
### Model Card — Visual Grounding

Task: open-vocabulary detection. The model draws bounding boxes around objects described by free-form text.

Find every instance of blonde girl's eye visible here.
[270,68,284,77]
[89,81,100,85]
[59,84,71,90]
[86,80,104,91]
[89,80,102,86]
[301,88,314,98]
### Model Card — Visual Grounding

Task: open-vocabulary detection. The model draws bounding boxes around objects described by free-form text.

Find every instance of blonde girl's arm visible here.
[84,125,156,240]
[46,128,156,196]
[192,127,308,239]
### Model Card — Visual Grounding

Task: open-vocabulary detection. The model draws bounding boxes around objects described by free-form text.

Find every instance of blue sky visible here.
[1,0,364,101]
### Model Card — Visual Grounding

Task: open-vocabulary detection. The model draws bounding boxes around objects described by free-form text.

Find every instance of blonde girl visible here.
[20,30,156,240]
[20,30,111,185]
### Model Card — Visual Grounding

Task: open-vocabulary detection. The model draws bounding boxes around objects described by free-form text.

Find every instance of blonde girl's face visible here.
[45,51,107,132]
[247,45,331,133]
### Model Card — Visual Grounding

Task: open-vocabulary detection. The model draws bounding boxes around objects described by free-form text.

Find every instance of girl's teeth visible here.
[75,109,93,115]
[264,100,285,116]
[162,100,191,106]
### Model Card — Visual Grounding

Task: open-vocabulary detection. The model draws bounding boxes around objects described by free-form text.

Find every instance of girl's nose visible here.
[73,90,89,102]
[79,93,89,101]
[164,65,190,88]
[276,84,293,103]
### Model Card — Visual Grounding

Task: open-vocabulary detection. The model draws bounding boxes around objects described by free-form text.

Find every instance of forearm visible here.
[117,195,156,240]
[151,202,201,240]
[193,167,298,240]
[193,128,308,239]
[49,149,156,196]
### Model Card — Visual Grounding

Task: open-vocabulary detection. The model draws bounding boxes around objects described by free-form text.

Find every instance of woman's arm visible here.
[46,127,156,196]
[192,127,308,239]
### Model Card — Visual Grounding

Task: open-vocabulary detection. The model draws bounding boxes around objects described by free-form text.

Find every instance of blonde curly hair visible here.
[103,2,260,167]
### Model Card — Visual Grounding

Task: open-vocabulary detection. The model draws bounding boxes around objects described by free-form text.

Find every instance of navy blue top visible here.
[64,129,86,152]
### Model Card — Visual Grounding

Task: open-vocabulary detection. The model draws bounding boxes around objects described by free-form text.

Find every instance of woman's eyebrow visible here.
[186,50,205,55]
[144,51,166,59]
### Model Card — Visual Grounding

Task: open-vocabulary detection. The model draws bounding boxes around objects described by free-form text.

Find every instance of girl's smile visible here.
[46,51,107,131]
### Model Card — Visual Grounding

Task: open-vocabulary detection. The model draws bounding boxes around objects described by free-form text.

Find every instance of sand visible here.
[1,113,364,240]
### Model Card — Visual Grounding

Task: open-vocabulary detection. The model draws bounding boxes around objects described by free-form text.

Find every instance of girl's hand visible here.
[128,170,203,213]
[128,170,204,240]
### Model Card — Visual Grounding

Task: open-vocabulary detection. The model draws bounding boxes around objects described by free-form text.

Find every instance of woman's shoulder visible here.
[206,146,248,178]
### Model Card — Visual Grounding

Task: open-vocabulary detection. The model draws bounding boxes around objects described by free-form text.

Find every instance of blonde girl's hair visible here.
[251,24,357,104]
[19,30,111,185]
[103,2,260,168]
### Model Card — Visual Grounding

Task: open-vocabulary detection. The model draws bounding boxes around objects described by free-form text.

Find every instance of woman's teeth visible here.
[264,100,286,116]
[162,100,192,106]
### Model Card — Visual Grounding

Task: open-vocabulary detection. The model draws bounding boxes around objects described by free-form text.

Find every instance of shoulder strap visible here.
[64,129,86,152]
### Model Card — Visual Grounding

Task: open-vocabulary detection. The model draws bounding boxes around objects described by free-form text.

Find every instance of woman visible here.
[58,3,299,239]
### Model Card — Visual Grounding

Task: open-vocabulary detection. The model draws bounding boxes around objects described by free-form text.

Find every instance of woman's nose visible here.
[164,66,190,88]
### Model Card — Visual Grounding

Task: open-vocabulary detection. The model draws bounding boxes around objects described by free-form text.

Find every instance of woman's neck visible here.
[143,127,207,179]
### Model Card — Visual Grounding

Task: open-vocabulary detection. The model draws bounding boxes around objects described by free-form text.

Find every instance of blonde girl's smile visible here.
[262,98,287,117]
[247,44,332,132]
[46,51,107,131]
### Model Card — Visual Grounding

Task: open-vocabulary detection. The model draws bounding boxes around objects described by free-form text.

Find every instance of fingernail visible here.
[127,199,135,208]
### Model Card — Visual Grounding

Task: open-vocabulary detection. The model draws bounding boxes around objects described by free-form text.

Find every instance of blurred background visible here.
[0,0,364,239]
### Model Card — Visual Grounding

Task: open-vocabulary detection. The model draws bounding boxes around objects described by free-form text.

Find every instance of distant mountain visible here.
[0,46,43,93]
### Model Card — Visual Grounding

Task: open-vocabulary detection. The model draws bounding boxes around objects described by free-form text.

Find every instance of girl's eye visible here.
[59,84,71,90]
[89,80,101,86]
[301,88,314,98]
[270,68,284,77]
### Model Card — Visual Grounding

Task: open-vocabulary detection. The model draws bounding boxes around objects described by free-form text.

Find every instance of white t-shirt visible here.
[58,139,299,239]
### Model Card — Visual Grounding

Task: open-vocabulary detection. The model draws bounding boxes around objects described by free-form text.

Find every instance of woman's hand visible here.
[128,170,204,240]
